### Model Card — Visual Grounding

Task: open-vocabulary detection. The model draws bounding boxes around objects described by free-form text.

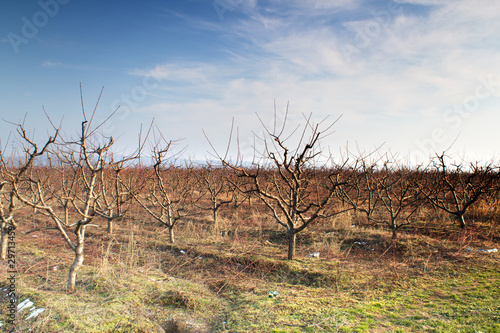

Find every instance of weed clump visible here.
[155,290,199,310]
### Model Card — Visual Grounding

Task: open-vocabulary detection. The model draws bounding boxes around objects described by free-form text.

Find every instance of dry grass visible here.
[1,206,499,332]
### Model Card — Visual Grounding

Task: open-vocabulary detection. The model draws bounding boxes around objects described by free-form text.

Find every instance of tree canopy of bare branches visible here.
[193,162,236,231]
[10,87,146,290]
[0,121,58,260]
[131,136,195,244]
[215,108,349,259]
[416,153,498,229]
[339,155,422,239]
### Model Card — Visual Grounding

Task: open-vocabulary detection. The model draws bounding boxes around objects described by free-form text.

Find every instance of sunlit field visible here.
[1,109,499,332]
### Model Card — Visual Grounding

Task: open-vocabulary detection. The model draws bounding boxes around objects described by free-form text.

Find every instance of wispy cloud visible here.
[42,60,111,72]
[42,61,75,69]
[129,0,500,160]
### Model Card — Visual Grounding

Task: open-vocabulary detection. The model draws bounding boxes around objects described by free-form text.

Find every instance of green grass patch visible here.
[2,223,499,332]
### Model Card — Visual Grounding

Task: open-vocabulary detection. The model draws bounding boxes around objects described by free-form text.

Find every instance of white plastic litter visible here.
[26,308,45,320]
[354,241,375,251]
[466,247,497,253]
[17,299,34,312]
[307,252,320,258]
[180,250,186,255]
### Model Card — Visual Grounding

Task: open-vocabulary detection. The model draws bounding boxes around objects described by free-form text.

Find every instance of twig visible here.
[24,226,59,235]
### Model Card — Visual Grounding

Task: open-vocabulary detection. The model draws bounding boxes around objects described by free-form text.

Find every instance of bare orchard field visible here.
[0,107,499,332]
[1,199,499,332]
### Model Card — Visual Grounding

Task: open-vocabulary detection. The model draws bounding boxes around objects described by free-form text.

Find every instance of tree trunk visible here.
[390,218,398,239]
[213,202,218,232]
[287,230,296,260]
[457,214,466,229]
[68,227,85,291]
[107,219,113,234]
[168,225,175,244]
[0,224,8,260]
[167,205,175,243]
[68,244,85,291]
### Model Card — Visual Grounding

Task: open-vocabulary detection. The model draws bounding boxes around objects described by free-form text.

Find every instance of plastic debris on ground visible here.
[354,241,375,251]
[26,308,45,320]
[15,298,46,321]
[307,252,320,258]
[17,299,34,312]
[268,290,279,298]
[466,247,498,253]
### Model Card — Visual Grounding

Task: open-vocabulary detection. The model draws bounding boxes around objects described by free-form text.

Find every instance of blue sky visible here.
[1,0,500,164]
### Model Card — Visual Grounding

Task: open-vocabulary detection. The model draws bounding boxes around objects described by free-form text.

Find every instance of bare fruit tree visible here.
[193,162,235,231]
[132,139,195,244]
[0,123,58,260]
[16,122,113,290]
[337,158,381,226]
[13,89,144,290]
[417,153,497,229]
[216,110,349,260]
[94,158,137,235]
[339,156,421,239]
[369,163,420,239]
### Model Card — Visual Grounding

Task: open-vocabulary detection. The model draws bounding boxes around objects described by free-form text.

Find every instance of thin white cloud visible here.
[264,0,362,13]
[42,61,109,72]
[394,0,443,5]
[128,0,500,161]
[42,61,72,68]
[130,63,221,84]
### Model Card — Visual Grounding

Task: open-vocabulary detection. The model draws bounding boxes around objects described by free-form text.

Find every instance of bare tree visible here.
[0,123,58,260]
[132,140,195,244]
[16,122,113,290]
[193,162,235,231]
[340,155,421,239]
[13,88,145,290]
[94,158,137,234]
[215,110,349,260]
[0,181,15,261]
[371,164,420,239]
[338,158,381,226]
[416,153,497,229]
